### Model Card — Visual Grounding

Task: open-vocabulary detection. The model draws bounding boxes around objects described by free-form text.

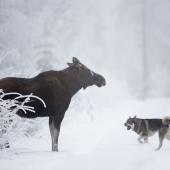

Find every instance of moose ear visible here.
[72,57,80,64]
[133,115,137,119]
[67,62,74,67]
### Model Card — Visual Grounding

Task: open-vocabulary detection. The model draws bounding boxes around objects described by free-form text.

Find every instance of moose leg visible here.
[52,127,60,152]
[49,116,61,152]
[49,117,54,151]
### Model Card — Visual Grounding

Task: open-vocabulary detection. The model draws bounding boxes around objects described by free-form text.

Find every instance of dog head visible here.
[124,116,137,130]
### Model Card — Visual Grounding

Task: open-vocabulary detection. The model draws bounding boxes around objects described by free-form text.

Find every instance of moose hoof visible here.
[52,144,58,152]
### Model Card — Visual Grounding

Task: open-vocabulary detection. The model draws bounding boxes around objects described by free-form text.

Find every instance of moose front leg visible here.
[53,127,60,152]
[49,117,54,151]
[49,116,61,152]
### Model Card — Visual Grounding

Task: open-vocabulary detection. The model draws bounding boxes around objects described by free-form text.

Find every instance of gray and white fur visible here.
[124,116,170,150]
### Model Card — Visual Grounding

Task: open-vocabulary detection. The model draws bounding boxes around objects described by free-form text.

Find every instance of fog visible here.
[0,0,170,99]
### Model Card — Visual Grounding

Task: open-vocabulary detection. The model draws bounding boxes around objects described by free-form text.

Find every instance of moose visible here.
[0,57,106,151]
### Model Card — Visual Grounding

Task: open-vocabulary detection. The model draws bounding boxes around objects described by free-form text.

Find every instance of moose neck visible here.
[61,67,85,97]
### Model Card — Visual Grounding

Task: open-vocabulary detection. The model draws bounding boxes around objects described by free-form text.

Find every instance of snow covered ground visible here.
[1,0,170,169]
[1,97,170,170]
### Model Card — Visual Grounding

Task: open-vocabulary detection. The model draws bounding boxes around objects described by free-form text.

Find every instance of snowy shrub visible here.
[0,89,46,149]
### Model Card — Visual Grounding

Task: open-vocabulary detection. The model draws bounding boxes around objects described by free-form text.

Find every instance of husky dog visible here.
[124,116,170,150]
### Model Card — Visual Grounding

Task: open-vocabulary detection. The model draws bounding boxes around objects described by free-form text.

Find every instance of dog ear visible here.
[133,115,137,119]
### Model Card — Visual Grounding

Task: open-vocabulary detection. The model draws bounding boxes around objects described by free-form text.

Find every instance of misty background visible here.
[0,0,170,100]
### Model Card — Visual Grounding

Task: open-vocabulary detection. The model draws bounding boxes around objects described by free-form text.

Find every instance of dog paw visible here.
[138,140,143,144]
[154,147,160,151]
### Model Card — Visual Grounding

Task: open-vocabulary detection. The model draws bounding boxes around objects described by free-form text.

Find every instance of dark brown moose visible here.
[0,57,106,151]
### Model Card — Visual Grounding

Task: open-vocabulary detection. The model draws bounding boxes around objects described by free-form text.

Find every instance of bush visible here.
[0,89,46,149]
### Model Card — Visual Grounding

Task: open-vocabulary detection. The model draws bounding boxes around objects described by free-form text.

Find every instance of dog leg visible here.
[155,130,165,151]
[155,137,163,151]
[138,136,144,144]
[144,136,148,143]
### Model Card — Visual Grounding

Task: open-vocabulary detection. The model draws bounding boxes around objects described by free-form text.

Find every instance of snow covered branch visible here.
[0,89,46,149]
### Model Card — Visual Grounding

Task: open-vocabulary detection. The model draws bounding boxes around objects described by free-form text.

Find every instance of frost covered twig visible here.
[0,89,46,149]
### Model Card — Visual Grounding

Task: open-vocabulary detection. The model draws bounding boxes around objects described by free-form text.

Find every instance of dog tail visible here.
[162,116,170,125]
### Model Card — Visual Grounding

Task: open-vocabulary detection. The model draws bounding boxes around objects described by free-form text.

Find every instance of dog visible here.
[124,116,170,150]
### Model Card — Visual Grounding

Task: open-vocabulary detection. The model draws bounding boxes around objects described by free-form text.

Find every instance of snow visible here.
[1,97,170,170]
[1,0,170,169]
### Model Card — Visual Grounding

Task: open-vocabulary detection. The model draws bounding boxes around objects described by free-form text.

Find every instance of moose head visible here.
[67,57,106,89]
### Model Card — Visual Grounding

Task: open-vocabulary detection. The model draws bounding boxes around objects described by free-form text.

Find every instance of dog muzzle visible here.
[124,123,134,130]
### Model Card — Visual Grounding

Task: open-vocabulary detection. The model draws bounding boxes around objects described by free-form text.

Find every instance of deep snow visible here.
[1,98,170,170]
